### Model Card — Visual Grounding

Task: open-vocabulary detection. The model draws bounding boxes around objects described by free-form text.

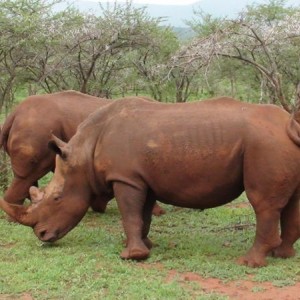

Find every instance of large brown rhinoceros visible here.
[1,96,300,267]
[0,90,164,215]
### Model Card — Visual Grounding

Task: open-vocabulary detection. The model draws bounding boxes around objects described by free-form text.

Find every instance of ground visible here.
[167,270,300,299]
[0,195,299,299]
[139,262,300,300]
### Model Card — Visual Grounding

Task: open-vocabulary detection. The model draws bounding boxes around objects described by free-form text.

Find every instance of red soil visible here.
[166,271,300,300]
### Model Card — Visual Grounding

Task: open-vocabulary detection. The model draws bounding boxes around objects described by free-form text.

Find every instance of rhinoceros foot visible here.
[237,254,267,268]
[123,237,153,249]
[271,245,296,258]
[120,245,150,260]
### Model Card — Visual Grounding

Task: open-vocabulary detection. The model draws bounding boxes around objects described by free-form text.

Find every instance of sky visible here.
[85,0,201,5]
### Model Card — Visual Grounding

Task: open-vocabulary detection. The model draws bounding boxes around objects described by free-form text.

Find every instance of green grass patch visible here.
[0,195,299,299]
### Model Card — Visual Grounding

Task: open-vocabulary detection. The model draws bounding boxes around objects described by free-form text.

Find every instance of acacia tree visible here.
[0,0,173,98]
[166,10,226,102]
[0,0,63,189]
[172,0,300,110]
[0,0,61,109]
[130,26,179,101]
[23,6,86,93]
[30,1,170,97]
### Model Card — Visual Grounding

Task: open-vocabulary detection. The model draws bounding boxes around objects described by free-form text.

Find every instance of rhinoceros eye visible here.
[53,195,62,202]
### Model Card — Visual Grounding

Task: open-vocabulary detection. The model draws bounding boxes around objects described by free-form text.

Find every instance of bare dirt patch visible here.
[0,293,34,300]
[139,262,300,299]
[166,271,300,300]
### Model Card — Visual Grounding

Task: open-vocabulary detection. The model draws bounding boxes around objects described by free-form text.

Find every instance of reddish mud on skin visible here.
[2,96,300,268]
[0,90,164,216]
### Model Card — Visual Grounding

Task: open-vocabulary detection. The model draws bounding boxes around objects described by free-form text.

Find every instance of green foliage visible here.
[245,0,296,23]
[177,0,300,106]
[185,9,225,37]
[0,0,299,105]
[0,0,63,109]
[0,195,299,299]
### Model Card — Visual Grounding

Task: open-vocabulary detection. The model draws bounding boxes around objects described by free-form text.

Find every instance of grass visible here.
[0,192,299,299]
[1,91,299,298]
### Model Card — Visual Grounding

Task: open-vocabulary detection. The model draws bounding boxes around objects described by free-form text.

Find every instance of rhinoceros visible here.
[0,90,165,215]
[1,96,300,267]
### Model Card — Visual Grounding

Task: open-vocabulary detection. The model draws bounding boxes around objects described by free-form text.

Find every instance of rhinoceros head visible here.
[0,134,90,242]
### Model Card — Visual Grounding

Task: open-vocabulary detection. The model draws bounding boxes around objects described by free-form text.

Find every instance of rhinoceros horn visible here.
[0,199,37,227]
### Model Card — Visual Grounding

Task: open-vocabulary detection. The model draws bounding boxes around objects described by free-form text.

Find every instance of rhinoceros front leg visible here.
[141,196,156,249]
[114,182,151,260]
[237,208,282,267]
[272,195,300,258]
[90,195,108,213]
[152,202,165,216]
[4,177,38,205]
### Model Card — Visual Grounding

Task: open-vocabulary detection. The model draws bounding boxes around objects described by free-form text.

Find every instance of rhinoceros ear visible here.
[48,134,68,159]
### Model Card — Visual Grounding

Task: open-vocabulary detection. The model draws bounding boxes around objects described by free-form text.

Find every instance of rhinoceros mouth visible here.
[35,227,71,243]
[36,228,59,242]
[41,236,58,243]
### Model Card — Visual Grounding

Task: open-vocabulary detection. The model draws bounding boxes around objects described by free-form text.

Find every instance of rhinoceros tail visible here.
[286,115,300,147]
[0,110,16,152]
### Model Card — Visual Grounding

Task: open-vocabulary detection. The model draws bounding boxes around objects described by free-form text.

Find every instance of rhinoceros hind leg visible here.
[272,194,300,259]
[240,198,282,267]
[238,208,282,267]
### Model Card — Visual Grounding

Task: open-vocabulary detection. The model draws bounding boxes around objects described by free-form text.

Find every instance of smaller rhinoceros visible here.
[1,96,300,267]
[0,90,164,215]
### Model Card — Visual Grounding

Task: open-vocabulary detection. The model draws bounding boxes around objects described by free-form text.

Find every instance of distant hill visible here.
[172,27,195,41]
[72,0,299,28]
